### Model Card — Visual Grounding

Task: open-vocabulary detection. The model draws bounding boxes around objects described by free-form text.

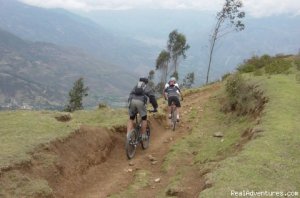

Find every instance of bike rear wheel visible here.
[125,130,137,159]
[141,121,151,149]
[171,108,177,131]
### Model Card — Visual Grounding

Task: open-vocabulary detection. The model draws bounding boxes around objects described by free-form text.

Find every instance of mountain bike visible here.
[170,101,178,131]
[125,112,153,159]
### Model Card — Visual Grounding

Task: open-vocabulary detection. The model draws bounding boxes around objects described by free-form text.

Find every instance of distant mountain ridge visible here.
[81,9,300,83]
[0,0,157,71]
[0,28,136,109]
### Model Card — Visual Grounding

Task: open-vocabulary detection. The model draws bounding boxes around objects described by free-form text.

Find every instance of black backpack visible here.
[134,81,146,95]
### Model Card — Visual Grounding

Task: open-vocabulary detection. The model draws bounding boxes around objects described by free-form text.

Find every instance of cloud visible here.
[20,0,300,17]
[244,0,300,17]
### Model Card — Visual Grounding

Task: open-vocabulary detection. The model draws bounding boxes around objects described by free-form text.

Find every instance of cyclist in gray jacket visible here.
[127,77,158,140]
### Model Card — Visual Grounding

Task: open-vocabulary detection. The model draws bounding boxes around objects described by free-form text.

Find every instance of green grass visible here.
[200,74,300,197]
[0,108,127,169]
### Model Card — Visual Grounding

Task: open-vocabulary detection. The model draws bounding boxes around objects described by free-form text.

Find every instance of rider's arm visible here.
[176,85,183,100]
[145,86,158,111]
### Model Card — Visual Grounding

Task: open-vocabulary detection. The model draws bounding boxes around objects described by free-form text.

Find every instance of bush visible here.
[237,54,272,73]
[98,103,108,109]
[237,63,255,73]
[265,59,292,74]
[221,73,268,117]
[221,72,231,81]
[295,60,300,71]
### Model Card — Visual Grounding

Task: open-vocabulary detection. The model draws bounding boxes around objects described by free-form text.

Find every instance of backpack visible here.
[134,81,146,95]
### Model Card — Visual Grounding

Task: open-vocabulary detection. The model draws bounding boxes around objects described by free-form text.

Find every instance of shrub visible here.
[237,54,272,73]
[98,103,108,109]
[265,59,292,74]
[295,60,300,71]
[221,73,268,117]
[221,72,231,81]
[237,63,255,73]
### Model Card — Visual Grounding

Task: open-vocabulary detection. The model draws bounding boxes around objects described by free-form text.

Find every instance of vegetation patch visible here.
[237,54,293,74]
[221,73,268,117]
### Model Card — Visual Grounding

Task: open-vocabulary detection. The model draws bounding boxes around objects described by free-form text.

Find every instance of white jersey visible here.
[164,83,179,89]
[164,83,180,95]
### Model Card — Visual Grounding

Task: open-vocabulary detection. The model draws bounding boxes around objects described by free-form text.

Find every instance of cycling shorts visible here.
[168,96,181,107]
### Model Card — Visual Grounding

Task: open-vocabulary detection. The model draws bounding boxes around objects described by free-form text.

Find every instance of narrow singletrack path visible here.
[69,84,220,198]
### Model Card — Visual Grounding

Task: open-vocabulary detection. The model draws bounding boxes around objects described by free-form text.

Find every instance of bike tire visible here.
[171,109,177,131]
[141,122,151,149]
[125,130,137,159]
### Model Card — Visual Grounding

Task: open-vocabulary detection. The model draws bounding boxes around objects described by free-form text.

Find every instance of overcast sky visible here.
[20,0,300,17]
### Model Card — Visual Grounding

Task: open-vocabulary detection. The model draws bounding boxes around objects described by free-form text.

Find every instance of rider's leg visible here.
[167,97,172,118]
[141,120,147,134]
[168,106,172,118]
[127,100,136,136]
[176,107,180,120]
[127,117,135,136]
[141,116,148,140]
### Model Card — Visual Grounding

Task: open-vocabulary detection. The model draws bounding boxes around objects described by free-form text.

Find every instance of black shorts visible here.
[168,96,181,107]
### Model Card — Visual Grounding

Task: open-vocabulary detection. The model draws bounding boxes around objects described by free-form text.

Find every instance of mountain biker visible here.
[163,77,182,122]
[127,77,158,140]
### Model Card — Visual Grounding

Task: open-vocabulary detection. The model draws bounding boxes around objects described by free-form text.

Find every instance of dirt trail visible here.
[60,84,220,198]
[24,85,219,198]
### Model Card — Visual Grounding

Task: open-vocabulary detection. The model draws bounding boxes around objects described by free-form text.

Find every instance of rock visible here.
[148,155,156,161]
[166,187,183,196]
[151,161,158,165]
[205,179,213,188]
[55,114,71,122]
[213,132,224,138]
[125,168,133,173]
[154,178,161,183]
[129,161,135,166]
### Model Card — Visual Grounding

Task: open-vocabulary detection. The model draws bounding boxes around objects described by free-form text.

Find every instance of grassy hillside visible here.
[200,74,300,197]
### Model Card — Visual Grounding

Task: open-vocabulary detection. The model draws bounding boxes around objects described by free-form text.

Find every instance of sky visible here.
[20,0,300,17]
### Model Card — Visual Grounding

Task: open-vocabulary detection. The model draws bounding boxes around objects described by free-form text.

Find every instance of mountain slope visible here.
[0,0,156,70]
[0,28,136,109]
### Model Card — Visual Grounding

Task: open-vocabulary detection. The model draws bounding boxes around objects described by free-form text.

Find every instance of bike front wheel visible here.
[126,130,137,159]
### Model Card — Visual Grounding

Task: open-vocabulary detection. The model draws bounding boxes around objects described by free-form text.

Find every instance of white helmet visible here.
[169,77,176,82]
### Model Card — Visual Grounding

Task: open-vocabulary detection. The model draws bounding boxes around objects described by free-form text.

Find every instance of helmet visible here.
[169,77,176,86]
[139,77,148,84]
[169,77,176,83]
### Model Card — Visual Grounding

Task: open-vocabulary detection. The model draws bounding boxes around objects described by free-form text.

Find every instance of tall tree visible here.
[156,50,171,85]
[206,0,245,84]
[65,77,89,112]
[147,70,155,90]
[167,30,190,76]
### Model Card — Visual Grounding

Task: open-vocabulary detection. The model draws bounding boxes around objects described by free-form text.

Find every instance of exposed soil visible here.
[0,83,224,198]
